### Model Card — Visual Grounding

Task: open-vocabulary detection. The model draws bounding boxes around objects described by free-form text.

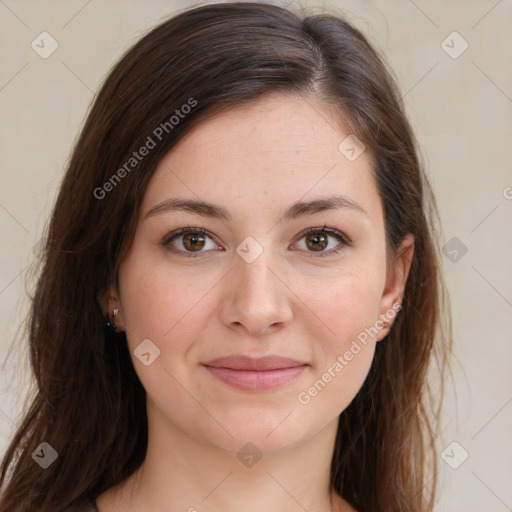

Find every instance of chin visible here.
[211,426,306,457]
[201,407,314,455]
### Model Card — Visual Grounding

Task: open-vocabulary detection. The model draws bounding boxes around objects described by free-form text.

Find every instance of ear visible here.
[98,284,124,332]
[375,233,415,342]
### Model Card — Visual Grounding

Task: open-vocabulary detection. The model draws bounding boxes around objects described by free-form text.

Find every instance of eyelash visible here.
[162,224,351,258]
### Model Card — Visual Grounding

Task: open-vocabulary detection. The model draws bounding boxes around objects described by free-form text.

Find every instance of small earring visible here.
[106,308,120,331]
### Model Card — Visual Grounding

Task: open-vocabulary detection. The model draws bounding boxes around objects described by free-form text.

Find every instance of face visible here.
[108,93,413,454]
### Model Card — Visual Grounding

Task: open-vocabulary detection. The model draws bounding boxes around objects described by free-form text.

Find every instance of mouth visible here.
[201,355,309,391]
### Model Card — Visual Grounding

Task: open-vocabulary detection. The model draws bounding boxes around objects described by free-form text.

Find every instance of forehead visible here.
[142,93,381,221]
[165,93,356,168]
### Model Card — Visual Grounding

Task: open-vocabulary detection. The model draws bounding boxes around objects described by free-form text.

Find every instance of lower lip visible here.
[202,365,308,391]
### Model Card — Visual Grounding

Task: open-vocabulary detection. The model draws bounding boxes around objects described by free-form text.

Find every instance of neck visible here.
[97,402,352,512]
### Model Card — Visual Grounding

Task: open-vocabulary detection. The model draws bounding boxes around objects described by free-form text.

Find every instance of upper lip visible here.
[202,355,308,371]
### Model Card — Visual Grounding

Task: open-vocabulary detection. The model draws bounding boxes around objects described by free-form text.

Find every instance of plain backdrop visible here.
[0,1,511,511]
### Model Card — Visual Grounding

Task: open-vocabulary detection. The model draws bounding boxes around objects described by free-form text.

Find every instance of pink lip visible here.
[202,355,309,391]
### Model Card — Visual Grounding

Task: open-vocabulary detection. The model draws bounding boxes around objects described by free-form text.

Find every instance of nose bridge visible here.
[222,237,292,334]
[238,252,276,300]
[235,242,281,306]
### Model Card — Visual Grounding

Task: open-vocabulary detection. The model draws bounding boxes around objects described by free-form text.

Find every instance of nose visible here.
[219,247,293,336]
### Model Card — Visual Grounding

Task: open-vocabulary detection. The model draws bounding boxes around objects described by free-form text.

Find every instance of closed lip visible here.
[202,355,309,371]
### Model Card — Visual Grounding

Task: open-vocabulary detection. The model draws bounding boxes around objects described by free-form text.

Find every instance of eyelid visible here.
[295,225,351,245]
[291,225,351,257]
[162,226,221,255]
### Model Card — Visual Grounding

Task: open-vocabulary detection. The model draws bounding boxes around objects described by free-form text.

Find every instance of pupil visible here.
[184,233,204,251]
[308,233,327,251]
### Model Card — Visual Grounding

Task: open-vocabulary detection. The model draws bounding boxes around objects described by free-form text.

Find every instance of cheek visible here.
[118,252,215,355]
[293,267,383,412]
[304,341,375,422]
[117,253,214,404]
[300,267,384,348]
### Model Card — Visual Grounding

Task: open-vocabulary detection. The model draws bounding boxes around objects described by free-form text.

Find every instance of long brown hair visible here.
[0,2,452,511]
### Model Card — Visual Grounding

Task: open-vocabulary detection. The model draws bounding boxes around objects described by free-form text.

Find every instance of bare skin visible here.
[97,92,413,512]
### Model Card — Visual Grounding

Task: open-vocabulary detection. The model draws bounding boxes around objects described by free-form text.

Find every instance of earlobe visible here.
[376,233,415,342]
[99,286,125,332]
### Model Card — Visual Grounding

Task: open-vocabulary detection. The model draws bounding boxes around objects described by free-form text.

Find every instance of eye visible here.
[162,226,220,257]
[162,225,351,258]
[293,226,351,257]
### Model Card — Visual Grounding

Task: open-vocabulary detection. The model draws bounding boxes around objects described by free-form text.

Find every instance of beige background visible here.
[1,1,511,510]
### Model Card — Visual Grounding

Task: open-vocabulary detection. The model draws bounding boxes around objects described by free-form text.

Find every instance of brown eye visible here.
[305,232,328,251]
[163,227,219,257]
[182,232,206,251]
[294,227,351,258]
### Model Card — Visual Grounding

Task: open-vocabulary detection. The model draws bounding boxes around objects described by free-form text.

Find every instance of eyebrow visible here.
[144,194,367,222]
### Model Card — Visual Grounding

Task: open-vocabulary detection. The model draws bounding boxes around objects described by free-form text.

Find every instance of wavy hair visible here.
[0,2,452,511]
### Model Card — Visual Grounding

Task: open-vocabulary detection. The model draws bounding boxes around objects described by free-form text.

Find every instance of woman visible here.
[0,2,452,511]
